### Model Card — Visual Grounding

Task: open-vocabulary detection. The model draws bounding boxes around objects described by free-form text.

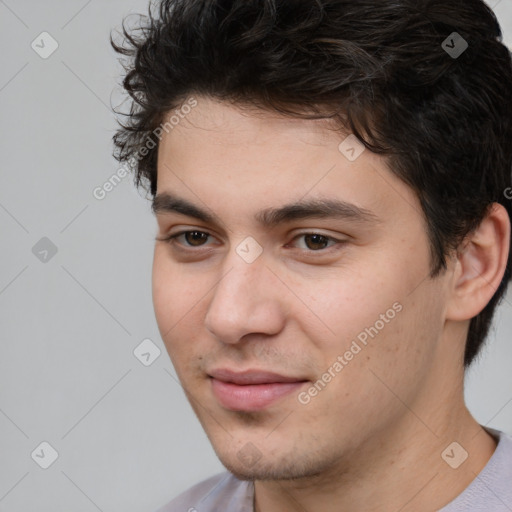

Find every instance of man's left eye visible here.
[291,234,339,251]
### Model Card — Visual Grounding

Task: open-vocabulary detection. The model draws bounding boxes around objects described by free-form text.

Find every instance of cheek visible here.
[290,265,406,350]
[329,281,446,412]
[151,249,206,345]
[294,256,438,385]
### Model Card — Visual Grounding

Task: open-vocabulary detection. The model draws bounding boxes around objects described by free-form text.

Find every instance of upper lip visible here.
[208,368,307,385]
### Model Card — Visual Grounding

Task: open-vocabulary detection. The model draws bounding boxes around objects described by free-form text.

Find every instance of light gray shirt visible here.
[156,428,512,511]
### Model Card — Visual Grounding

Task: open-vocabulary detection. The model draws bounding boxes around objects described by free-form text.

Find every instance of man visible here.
[111,0,512,510]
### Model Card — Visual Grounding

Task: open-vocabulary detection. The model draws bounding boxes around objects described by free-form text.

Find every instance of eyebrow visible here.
[151,192,379,228]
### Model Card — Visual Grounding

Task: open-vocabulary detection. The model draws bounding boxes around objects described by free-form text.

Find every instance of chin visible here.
[216,448,329,482]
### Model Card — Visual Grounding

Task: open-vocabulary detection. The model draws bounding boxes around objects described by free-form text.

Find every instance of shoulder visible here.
[441,428,512,511]
[154,471,254,512]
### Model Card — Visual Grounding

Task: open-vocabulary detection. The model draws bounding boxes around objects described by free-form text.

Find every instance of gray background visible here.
[0,1,511,510]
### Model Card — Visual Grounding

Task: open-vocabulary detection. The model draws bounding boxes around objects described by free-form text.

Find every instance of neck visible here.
[253,374,496,512]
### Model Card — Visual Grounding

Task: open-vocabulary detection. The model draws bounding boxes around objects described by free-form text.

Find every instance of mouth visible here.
[208,368,309,411]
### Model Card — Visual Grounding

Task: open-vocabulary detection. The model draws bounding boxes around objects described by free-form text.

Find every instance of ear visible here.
[446,203,511,321]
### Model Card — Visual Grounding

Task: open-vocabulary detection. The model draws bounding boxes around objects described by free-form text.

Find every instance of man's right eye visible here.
[156,230,212,247]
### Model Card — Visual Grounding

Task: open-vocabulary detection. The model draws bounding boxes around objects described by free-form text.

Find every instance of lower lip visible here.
[210,378,307,411]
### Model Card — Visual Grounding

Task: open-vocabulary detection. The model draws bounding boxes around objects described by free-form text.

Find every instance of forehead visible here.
[156,96,349,171]
[154,96,421,228]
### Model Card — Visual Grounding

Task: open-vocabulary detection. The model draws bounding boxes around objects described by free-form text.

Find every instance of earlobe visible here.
[446,203,511,322]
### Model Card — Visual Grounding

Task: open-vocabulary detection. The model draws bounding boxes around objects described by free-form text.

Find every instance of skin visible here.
[151,96,510,512]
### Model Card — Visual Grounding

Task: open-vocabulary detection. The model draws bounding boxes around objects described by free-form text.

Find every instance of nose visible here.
[204,250,286,344]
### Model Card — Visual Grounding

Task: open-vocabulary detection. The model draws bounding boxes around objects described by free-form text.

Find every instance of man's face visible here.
[152,97,454,480]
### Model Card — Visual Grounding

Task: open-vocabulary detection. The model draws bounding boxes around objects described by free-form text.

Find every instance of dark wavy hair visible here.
[111,0,512,366]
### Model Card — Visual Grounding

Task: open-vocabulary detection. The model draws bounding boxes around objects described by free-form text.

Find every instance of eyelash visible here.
[156,230,343,253]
